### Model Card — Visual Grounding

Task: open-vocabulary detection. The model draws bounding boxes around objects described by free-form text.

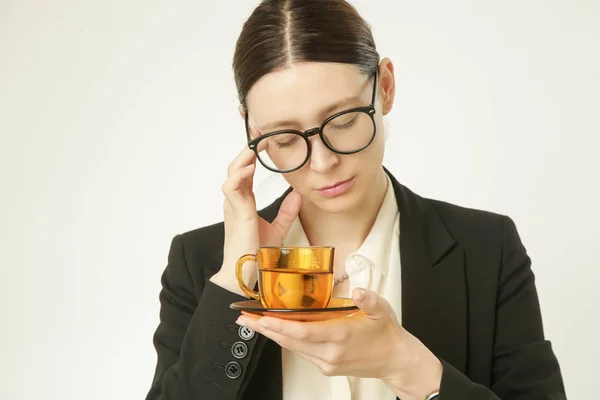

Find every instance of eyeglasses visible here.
[245,71,378,173]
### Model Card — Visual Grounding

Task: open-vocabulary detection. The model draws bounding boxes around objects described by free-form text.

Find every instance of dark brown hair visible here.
[233,0,380,110]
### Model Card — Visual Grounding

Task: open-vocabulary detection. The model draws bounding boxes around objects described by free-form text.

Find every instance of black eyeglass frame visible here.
[244,71,379,173]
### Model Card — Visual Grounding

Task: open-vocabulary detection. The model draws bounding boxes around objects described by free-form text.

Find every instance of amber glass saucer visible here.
[230,297,361,321]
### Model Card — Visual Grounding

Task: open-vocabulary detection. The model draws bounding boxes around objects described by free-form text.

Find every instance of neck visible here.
[298,168,388,250]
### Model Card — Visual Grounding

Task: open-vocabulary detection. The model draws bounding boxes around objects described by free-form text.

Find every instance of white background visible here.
[1,1,598,399]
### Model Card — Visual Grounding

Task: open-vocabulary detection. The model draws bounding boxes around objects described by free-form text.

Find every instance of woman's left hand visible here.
[236,288,443,400]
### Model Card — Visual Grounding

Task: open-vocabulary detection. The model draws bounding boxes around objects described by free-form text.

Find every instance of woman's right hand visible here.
[210,147,302,296]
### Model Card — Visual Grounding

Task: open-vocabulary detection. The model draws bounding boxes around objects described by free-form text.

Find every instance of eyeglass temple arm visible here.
[371,69,378,106]
[245,113,265,143]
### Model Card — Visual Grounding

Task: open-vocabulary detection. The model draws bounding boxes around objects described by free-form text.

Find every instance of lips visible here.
[315,177,355,198]
[318,180,348,191]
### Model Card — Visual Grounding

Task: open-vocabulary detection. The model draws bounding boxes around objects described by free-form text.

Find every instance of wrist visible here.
[210,265,257,298]
[210,270,246,297]
[382,333,442,400]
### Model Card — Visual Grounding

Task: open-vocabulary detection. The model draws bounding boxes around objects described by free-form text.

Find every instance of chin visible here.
[308,188,364,214]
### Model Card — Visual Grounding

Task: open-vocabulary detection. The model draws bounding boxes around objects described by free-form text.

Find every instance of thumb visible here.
[271,190,302,238]
[352,287,389,318]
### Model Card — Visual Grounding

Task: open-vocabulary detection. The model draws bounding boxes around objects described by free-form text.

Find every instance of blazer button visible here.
[231,341,248,359]
[225,361,242,379]
[238,326,255,340]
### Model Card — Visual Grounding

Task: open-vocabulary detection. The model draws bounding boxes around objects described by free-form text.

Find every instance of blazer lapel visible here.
[388,170,467,372]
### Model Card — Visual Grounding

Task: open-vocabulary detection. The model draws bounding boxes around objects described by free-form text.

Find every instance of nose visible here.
[308,134,339,172]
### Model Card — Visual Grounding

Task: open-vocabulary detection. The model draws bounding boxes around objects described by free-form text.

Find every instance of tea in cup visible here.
[235,246,335,309]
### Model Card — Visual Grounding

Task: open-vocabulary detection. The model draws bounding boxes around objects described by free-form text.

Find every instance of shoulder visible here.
[422,195,523,259]
[388,172,516,250]
[426,197,505,234]
[179,220,225,252]
[176,221,225,273]
[417,196,531,309]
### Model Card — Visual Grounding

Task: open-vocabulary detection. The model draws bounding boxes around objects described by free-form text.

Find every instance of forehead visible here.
[245,62,370,128]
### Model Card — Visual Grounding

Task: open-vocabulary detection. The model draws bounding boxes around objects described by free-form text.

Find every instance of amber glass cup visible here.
[235,246,335,309]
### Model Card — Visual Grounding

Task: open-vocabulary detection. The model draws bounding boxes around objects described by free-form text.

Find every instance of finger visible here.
[257,316,348,342]
[227,146,257,178]
[260,330,325,357]
[258,217,282,246]
[221,164,256,210]
[352,288,392,319]
[227,147,258,195]
[240,311,261,320]
[270,191,302,239]
[236,315,262,332]
[237,316,328,357]
[222,164,255,196]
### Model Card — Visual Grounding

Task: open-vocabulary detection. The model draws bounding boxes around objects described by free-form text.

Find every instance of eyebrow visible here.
[258,95,363,132]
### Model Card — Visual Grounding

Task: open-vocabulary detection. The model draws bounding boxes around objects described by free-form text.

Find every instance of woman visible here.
[146,1,566,399]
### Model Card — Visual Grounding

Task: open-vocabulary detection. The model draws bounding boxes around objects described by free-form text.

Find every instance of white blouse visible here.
[281,175,401,400]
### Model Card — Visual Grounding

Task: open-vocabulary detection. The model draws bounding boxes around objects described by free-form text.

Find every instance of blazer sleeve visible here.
[438,216,566,399]
[145,234,264,400]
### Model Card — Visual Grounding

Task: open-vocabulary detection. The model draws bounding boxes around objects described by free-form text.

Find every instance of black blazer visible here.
[146,170,566,399]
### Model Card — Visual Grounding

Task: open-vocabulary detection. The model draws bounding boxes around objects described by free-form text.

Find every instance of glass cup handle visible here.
[235,254,260,300]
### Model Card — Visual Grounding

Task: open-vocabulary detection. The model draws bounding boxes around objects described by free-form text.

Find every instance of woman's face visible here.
[244,61,395,214]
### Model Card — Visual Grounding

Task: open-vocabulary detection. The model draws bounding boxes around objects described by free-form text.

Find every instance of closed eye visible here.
[271,135,300,148]
[328,115,358,130]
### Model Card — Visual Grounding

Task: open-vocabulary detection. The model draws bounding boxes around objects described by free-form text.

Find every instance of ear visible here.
[238,104,245,119]
[377,58,396,116]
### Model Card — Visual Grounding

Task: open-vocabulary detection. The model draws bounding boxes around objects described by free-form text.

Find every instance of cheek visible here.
[355,122,386,165]
[281,169,310,193]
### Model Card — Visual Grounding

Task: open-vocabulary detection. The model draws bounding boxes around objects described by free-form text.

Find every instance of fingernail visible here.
[258,319,270,329]
[357,289,367,302]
